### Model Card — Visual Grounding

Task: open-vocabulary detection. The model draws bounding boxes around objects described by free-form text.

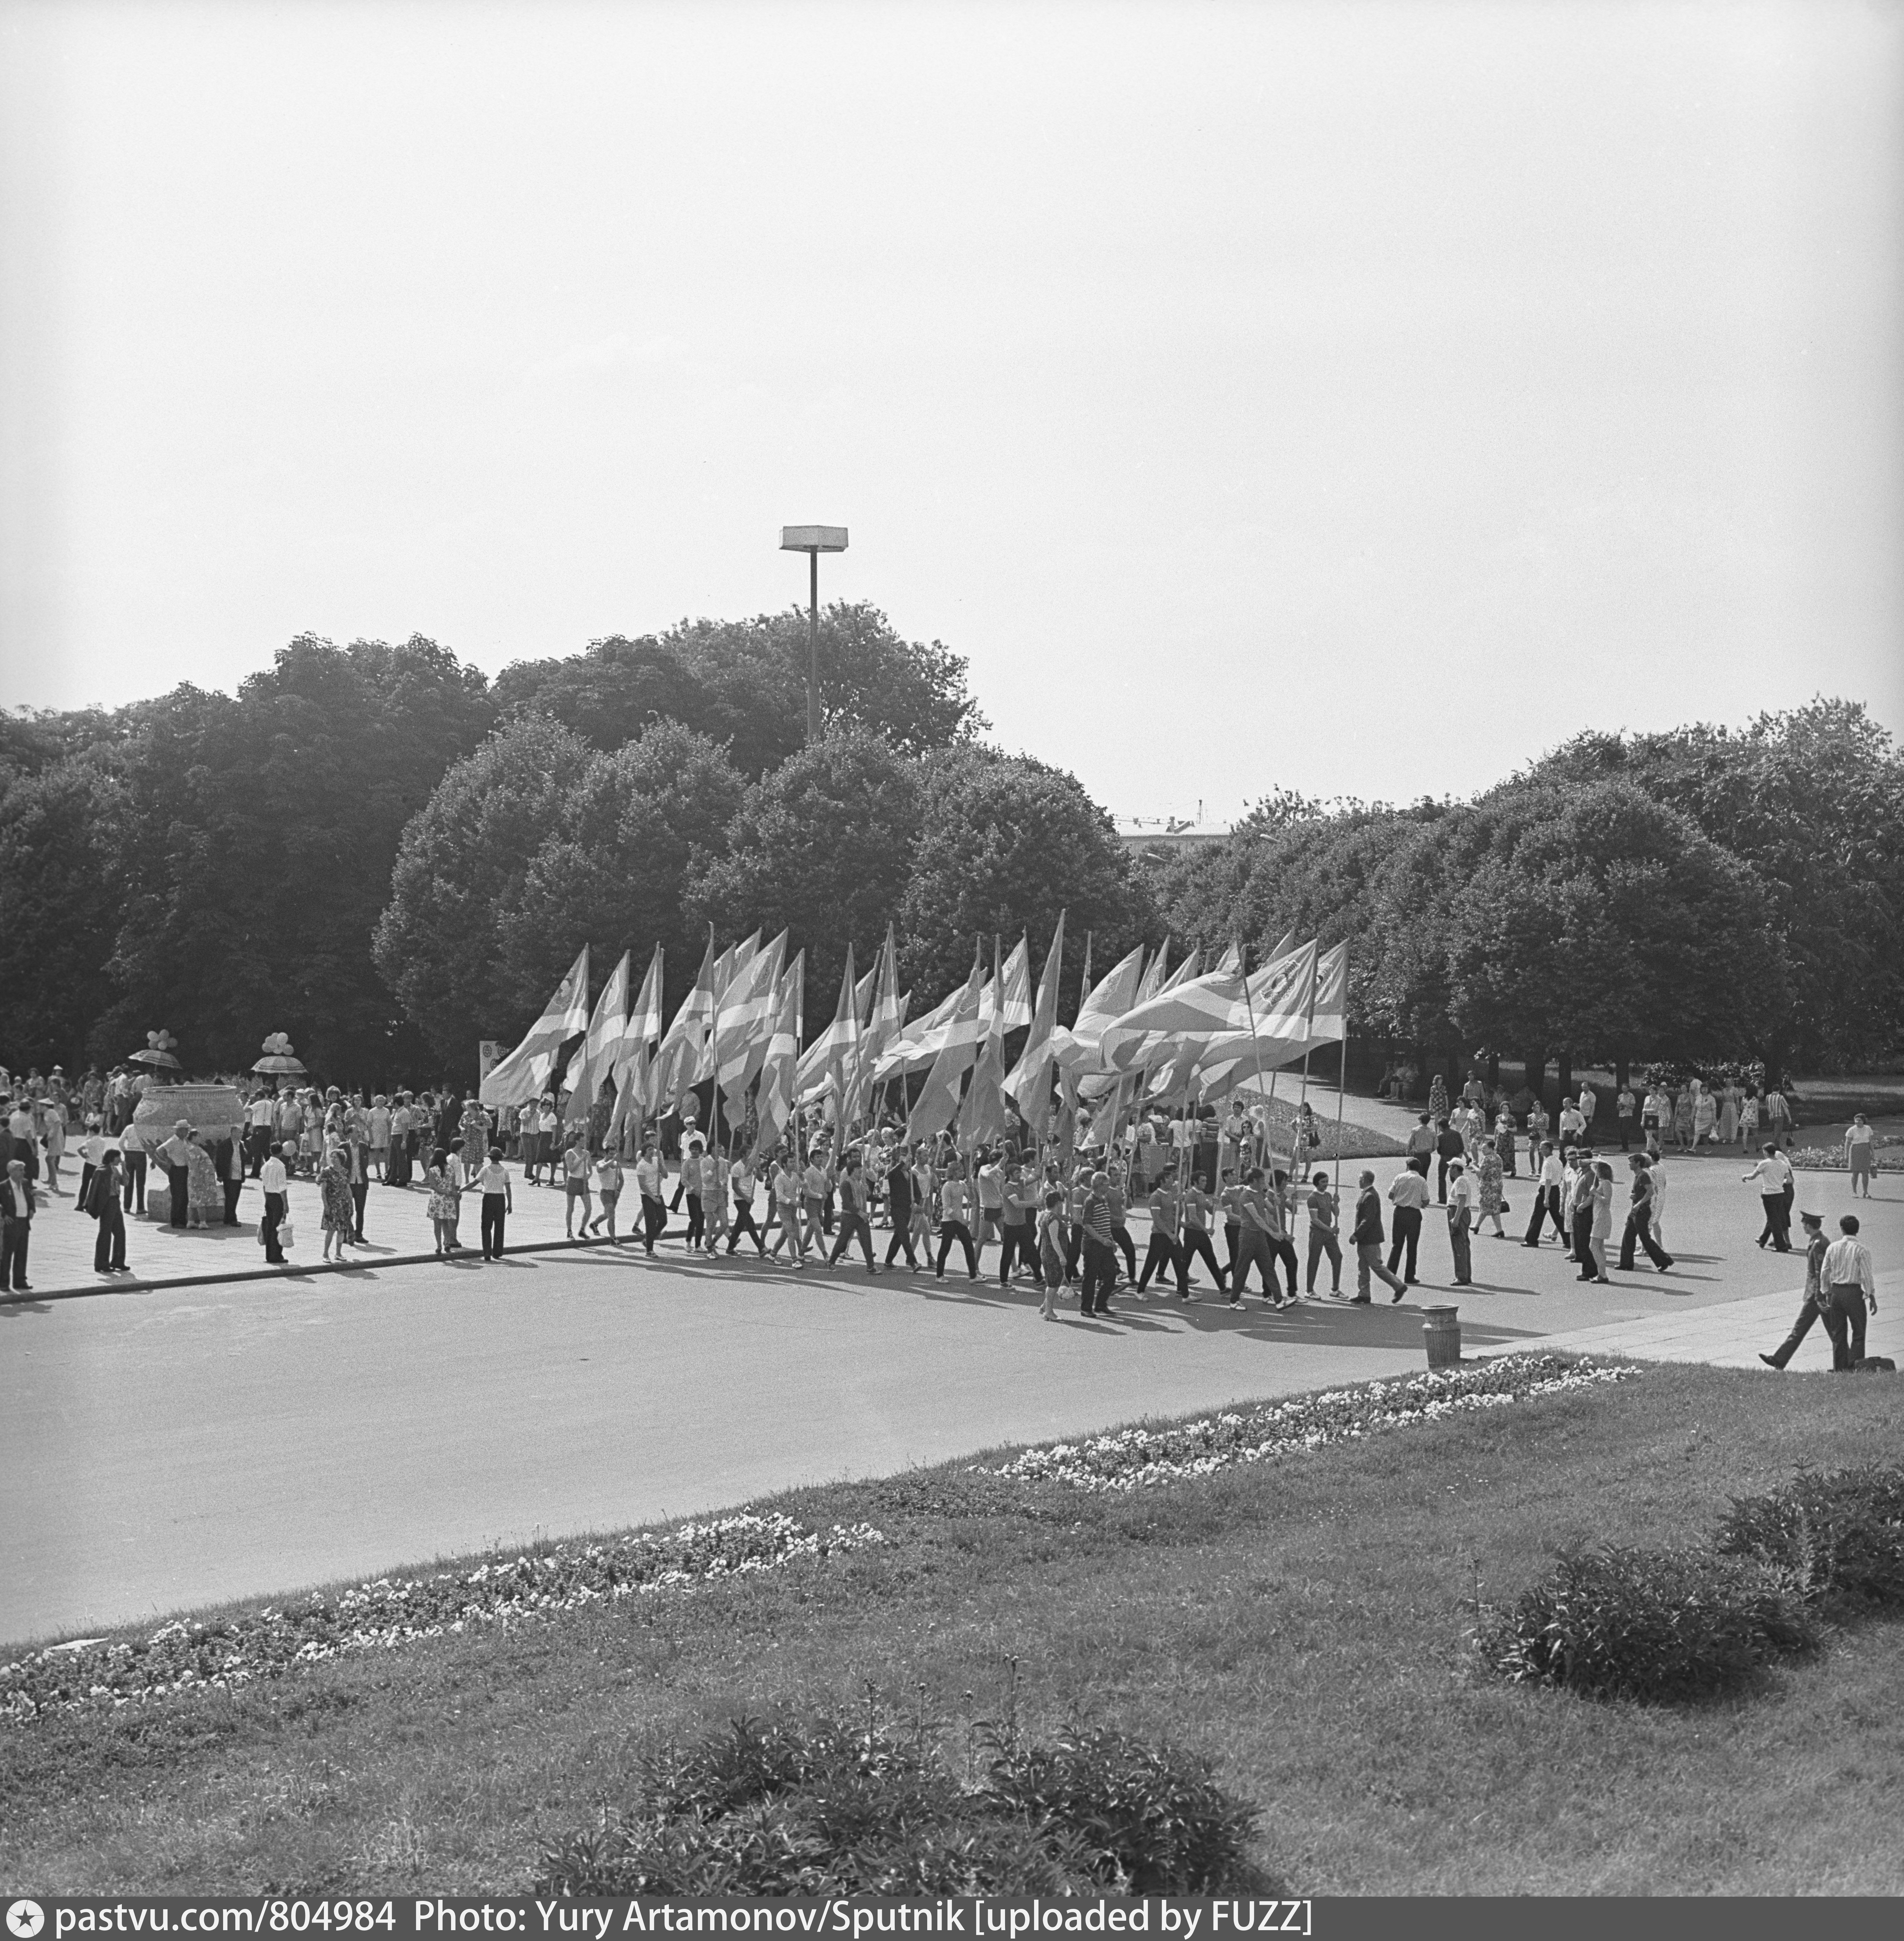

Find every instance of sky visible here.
[3,0,1901,823]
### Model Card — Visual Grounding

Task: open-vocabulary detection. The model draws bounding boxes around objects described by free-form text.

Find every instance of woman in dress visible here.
[1427,1072,1449,1124]
[184,1131,222,1229]
[1739,1088,1761,1149]
[1588,1160,1614,1283]
[461,1098,489,1177]
[1474,1135,1506,1237]
[1692,1081,1717,1148]
[423,1154,457,1257]
[1717,1082,1739,1146]
[319,1146,356,1261]
[1672,1087,1695,1150]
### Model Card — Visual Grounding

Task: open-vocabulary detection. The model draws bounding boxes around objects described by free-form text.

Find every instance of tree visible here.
[499,721,746,1019]
[1527,701,1904,1072]
[373,713,597,1068]
[1433,780,1785,1079]
[0,757,128,1073]
[687,729,923,1009]
[99,635,496,1081]
[492,600,986,772]
[897,748,1153,1007]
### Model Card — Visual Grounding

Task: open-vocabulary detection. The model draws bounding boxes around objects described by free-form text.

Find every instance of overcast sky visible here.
[3,0,1900,822]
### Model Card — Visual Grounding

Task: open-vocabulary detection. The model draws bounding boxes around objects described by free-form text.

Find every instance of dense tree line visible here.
[1146,700,1903,1087]
[6,614,1894,1102]
[0,602,1005,1082]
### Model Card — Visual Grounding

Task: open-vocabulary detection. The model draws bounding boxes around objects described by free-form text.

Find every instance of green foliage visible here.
[375,717,747,1063]
[493,601,985,774]
[1151,779,1781,1073]
[0,757,129,1072]
[1,636,496,1082]
[500,721,747,1019]
[898,747,1154,1003]
[1714,1466,1904,1618]
[537,1704,1265,1898]
[1527,701,1904,1069]
[687,728,923,1008]
[1477,1545,1819,1703]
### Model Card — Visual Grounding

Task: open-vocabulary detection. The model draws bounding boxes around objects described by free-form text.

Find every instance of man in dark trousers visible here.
[1433,1118,1466,1202]
[2,1158,38,1290]
[1760,1212,1829,1369]
[1351,1169,1409,1303]
[1386,1163,1429,1284]
[90,1148,129,1273]
[1078,1171,1118,1316]
[1618,1154,1674,1271]
[1522,1140,1568,1247]
[155,1118,193,1229]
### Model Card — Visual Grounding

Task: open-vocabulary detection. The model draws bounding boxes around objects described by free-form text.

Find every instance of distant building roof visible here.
[1115,817,1233,853]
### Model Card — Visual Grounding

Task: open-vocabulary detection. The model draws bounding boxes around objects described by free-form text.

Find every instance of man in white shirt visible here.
[259,1144,290,1263]
[1386,1164,1430,1284]
[1744,1143,1795,1251]
[246,1090,276,1176]
[634,1142,668,1255]
[1820,1214,1879,1371]
[1523,1142,1568,1248]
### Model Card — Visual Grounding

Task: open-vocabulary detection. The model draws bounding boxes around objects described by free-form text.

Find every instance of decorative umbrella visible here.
[251,1030,308,1077]
[129,1028,181,1072]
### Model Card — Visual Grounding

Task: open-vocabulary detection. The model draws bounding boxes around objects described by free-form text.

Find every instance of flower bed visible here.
[0,1513,884,1727]
[1254,1097,1406,1163]
[988,1353,1637,1493]
[1786,1141,1904,1172]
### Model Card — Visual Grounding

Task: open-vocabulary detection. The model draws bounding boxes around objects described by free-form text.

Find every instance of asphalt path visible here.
[4,1155,1897,1648]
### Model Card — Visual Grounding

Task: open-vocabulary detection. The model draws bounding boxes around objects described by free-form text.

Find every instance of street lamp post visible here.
[780,524,848,743]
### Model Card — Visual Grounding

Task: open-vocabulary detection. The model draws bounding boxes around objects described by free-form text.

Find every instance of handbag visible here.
[278,1221,296,1250]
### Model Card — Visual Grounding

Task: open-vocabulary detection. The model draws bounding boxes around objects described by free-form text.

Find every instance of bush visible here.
[1477,1545,1819,1703]
[1715,1466,1904,1617]
[538,1704,1268,1897]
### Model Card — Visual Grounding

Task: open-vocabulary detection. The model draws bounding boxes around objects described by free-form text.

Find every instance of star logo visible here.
[8,1903,46,1939]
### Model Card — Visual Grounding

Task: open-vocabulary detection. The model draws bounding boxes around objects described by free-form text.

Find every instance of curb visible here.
[0,1232,642,1307]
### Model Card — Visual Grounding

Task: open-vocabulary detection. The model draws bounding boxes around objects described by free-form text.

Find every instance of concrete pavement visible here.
[4,1139,1898,1650]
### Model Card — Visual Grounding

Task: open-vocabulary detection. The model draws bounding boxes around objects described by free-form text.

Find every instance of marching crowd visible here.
[0,1060,1884,1369]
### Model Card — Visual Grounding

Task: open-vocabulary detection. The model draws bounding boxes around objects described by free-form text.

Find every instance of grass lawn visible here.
[2,1361,1901,1896]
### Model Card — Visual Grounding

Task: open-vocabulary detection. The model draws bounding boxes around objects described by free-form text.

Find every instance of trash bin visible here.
[1423,1304,1461,1370]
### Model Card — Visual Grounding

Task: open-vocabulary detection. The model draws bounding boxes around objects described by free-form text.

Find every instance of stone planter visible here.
[130,1082,245,1223]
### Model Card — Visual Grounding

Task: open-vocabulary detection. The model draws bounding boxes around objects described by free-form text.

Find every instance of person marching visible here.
[1136,1173,1183,1296]
[726,1151,769,1258]
[635,1140,669,1255]
[1305,1169,1343,1297]
[1180,1175,1226,1297]
[826,1152,882,1273]
[934,1167,979,1280]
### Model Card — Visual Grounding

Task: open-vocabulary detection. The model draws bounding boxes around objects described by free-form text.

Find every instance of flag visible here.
[713,931,787,1105]
[1191,942,1326,1098]
[1216,942,1349,1095]
[606,945,666,1138]
[1099,939,1316,1074]
[957,944,1010,1149]
[652,934,716,1109]
[479,946,592,1109]
[563,949,630,1124]
[796,944,862,1116]
[1003,914,1064,1142]
[1049,943,1147,1075]
[843,927,905,1123]
[747,954,805,1166]
[873,975,980,1080]
[996,933,1034,1030]
[906,948,986,1143]
[1214,941,1242,975]
[693,931,761,1085]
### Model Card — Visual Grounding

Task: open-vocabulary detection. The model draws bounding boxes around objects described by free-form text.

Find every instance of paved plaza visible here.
[3,1109,1897,1648]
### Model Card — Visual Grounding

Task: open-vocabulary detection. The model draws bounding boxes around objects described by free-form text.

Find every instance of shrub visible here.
[1477,1545,1819,1703]
[537,1704,1268,1897]
[1714,1466,1904,1617]
[984,1720,1260,1893]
